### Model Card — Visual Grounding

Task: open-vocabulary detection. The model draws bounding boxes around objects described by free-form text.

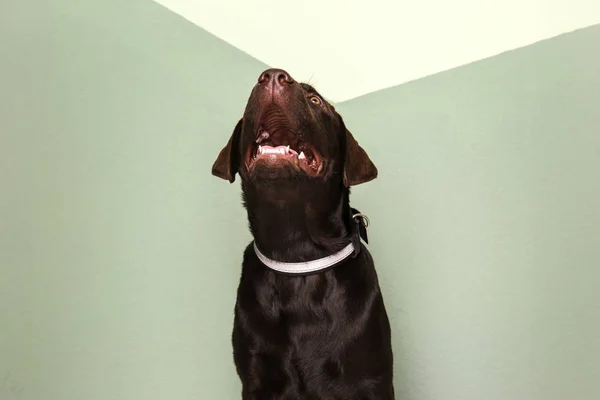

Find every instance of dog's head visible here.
[212,68,377,188]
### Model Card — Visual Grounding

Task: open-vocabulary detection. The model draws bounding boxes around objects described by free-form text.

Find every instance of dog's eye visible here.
[309,96,322,105]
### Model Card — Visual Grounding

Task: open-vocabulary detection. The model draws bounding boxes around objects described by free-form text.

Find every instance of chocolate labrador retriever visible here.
[212,68,394,399]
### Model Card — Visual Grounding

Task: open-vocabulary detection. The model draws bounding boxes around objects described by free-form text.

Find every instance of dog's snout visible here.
[258,69,294,86]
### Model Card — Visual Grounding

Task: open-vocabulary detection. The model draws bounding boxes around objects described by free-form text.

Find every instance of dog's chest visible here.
[257,273,334,318]
[239,271,348,339]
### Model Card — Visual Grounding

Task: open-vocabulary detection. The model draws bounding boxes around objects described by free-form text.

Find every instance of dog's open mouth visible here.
[246,128,322,176]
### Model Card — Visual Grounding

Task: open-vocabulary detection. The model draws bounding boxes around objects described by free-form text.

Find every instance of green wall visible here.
[1,1,264,399]
[338,25,600,400]
[1,1,599,399]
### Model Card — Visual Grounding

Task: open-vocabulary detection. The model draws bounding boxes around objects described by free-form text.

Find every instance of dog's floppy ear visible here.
[343,128,378,187]
[212,119,242,183]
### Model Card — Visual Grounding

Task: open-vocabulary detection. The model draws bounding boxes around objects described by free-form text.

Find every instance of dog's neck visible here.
[242,182,352,263]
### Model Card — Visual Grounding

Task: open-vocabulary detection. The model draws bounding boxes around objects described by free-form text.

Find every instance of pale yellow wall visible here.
[154,0,600,101]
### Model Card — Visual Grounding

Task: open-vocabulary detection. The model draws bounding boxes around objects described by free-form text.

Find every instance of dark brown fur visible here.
[212,69,394,399]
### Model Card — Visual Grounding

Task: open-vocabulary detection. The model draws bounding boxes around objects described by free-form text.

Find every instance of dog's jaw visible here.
[246,130,323,176]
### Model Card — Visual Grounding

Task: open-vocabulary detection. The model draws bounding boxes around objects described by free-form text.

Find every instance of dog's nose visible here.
[258,69,294,86]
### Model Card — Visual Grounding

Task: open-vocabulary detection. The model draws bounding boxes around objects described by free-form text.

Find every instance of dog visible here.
[212,68,394,399]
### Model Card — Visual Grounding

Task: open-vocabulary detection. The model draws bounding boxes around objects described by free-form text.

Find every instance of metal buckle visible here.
[352,212,370,229]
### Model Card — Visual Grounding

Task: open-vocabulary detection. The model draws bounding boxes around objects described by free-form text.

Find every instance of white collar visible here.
[253,242,355,275]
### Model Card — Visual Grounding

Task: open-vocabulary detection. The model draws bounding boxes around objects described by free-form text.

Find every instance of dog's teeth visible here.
[258,145,263,154]
[299,152,305,160]
[286,146,290,154]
